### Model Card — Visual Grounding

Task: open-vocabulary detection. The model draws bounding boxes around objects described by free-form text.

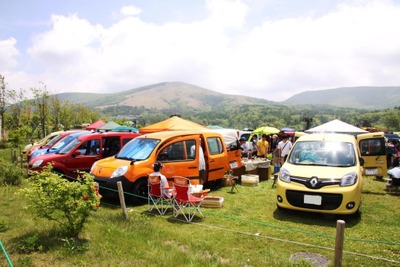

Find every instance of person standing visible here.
[270,134,279,153]
[277,134,292,164]
[251,135,258,158]
[191,138,206,184]
[239,137,249,158]
[257,134,269,158]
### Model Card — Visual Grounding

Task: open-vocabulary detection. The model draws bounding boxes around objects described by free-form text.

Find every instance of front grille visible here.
[290,176,341,189]
[286,190,343,210]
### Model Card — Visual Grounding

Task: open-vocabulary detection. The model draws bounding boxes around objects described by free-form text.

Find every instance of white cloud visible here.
[120,6,142,17]
[2,0,400,101]
[0,38,20,70]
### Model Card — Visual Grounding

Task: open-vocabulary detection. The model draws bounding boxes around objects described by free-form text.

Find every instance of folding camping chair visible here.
[172,176,205,222]
[148,175,172,215]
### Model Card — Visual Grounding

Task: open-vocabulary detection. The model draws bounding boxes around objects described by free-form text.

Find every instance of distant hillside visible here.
[55,82,272,112]
[55,83,400,112]
[283,86,400,109]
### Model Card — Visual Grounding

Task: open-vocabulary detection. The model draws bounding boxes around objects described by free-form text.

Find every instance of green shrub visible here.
[0,159,25,186]
[15,233,43,254]
[20,167,101,237]
[61,237,89,253]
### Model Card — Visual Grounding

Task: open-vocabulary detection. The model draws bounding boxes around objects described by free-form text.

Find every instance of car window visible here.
[102,137,121,158]
[117,138,159,160]
[207,137,224,155]
[59,139,81,154]
[288,140,356,166]
[77,139,100,155]
[158,140,195,162]
[359,138,386,156]
[51,135,74,150]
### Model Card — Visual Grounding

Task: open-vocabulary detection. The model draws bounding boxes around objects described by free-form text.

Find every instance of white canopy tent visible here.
[305,119,368,135]
[207,128,239,147]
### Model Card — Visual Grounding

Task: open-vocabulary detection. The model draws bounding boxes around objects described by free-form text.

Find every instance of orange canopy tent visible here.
[139,116,207,134]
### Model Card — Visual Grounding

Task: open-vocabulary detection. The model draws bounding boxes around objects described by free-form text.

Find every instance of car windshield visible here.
[288,140,356,167]
[46,134,63,147]
[50,135,74,150]
[116,138,160,160]
[58,139,82,154]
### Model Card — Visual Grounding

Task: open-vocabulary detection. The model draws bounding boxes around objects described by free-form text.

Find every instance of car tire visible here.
[131,178,148,204]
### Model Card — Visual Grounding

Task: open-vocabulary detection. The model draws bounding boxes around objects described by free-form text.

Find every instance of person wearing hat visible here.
[239,137,249,158]
[271,134,279,152]
[149,161,172,198]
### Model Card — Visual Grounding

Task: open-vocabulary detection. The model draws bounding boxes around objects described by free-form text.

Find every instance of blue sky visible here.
[1,0,400,101]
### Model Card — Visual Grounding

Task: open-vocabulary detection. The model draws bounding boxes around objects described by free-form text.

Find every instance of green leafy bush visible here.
[21,167,101,237]
[15,233,43,254]
[0,159,25,186]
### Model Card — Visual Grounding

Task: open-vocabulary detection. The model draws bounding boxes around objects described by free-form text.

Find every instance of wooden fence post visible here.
[334,220,345,267]
[117,181,128,220]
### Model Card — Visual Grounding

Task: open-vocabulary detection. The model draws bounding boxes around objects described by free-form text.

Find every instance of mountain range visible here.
[55,82,400,111]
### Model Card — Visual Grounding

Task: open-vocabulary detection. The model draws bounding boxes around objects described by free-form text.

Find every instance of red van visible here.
[28,132,141,178]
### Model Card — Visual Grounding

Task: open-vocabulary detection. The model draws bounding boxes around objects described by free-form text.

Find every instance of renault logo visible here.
[310,177,318,188]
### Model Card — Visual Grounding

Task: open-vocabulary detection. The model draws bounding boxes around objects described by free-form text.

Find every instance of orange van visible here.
[90,130,243,201]
[28,131,140,178]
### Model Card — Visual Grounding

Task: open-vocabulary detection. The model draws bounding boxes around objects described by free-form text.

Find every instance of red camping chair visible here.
[148,175,172,215]
[172,176,205,222]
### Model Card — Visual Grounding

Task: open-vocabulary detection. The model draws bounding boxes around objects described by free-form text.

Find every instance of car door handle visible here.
[189,166,197,169]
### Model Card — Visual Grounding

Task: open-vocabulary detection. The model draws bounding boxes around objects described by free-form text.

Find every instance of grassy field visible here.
[1,167,400,266]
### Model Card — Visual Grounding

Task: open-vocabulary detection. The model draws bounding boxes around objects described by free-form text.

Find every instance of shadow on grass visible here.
[8,228,89,254]
[99,193,149,209]
[166,214,205,224]
[273,207,361,228]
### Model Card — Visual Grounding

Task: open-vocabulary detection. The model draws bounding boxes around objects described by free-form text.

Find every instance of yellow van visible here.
[276,133,364,216]
[91,130,243,202]
[356,132,387,179]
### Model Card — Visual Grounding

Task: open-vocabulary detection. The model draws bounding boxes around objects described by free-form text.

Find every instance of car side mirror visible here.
[72,150,81,157]
[359,157,364,166]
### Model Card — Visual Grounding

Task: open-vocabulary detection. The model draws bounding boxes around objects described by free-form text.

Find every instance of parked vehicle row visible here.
[25,126,389,215]
[28,131,141,178]
[29,131,88,161]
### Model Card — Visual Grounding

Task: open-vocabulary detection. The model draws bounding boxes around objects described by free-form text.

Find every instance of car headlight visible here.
[340,172,357,186]
[31,160,43,168]
[279,168,291,183]
[110,166,128,178]
[90,162,97,174]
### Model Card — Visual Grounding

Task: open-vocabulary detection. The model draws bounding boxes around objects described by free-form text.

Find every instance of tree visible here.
[31,82,50,138]
[0,75,27,140]
[0,75,5,140]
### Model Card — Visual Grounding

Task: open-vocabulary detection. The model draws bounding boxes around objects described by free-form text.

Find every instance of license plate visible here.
[304,195,322,205]
[229,161,238,168]
[365,168,378,175]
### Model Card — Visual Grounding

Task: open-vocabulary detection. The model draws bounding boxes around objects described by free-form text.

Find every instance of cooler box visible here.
[201,196,224,208]
[241,174,259,186]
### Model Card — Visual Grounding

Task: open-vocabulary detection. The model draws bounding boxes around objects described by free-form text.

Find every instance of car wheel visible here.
[131,178,148,204]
